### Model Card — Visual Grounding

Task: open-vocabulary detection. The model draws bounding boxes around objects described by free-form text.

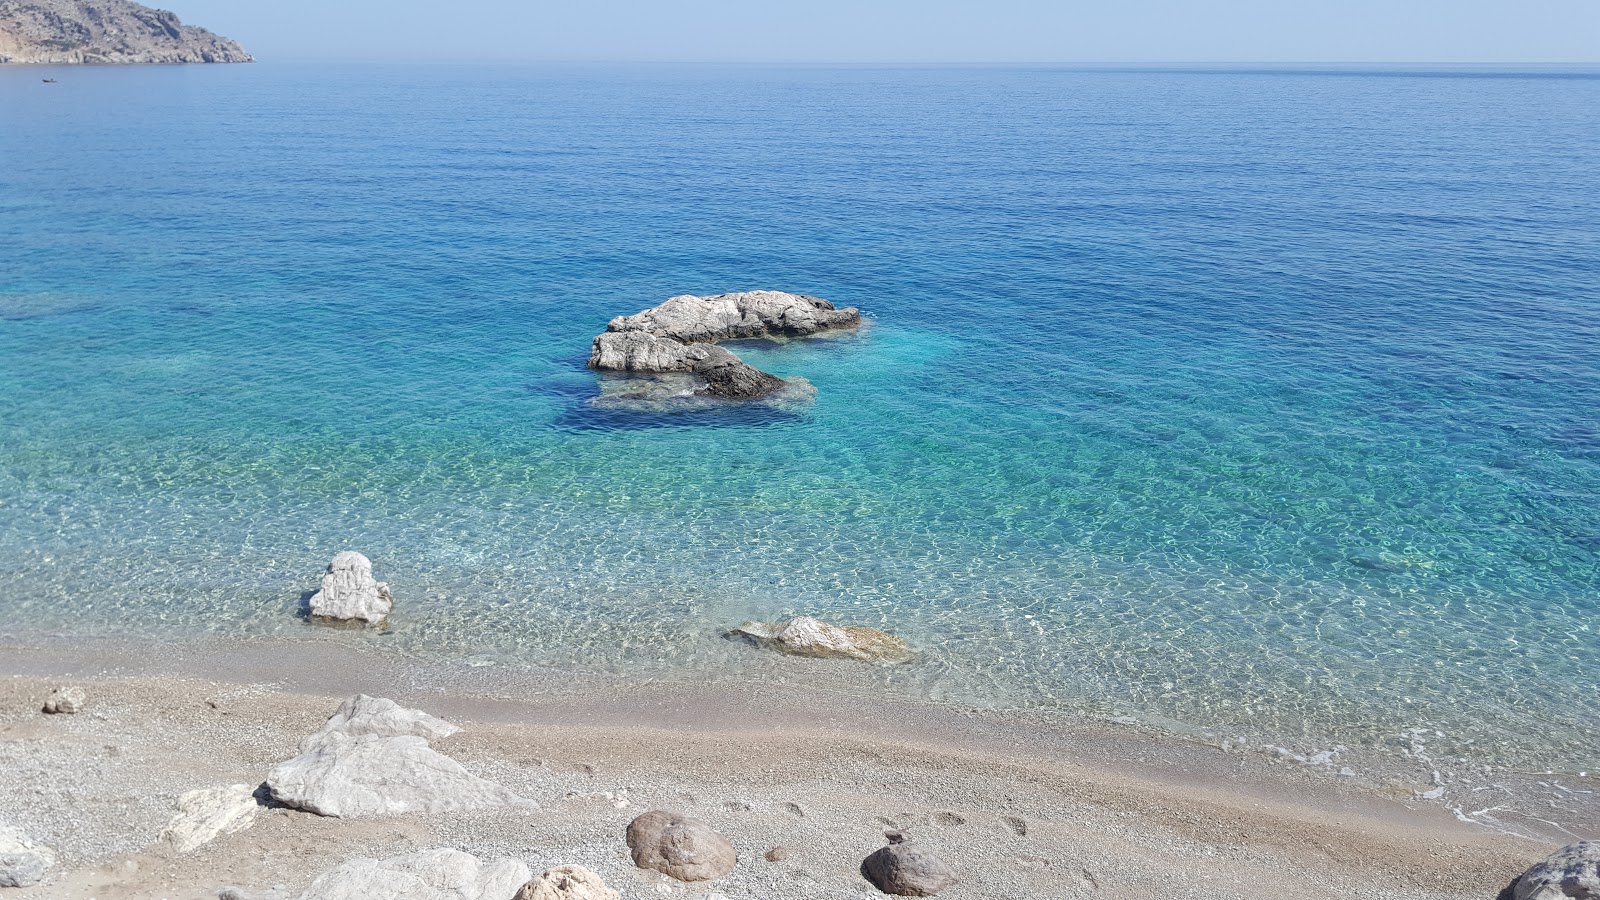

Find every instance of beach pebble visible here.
[298,848,529,900]
[161,783,260,853]
[0,824,55,888]
[729,616,915,664]
[764,847,790,862]
[625,810,737,882]
[1514,841,1600,899]
[863,838,959,897]
[265,694,528,818]
[307,551,393,625]
[513,864,620,900]
[41,685,85,714]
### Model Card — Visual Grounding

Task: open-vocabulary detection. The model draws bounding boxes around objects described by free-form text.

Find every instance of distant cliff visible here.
[0,0,251,64]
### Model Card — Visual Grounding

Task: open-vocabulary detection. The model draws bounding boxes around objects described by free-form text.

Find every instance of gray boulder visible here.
[266,695,528,818]
[589,291,860,401]
[0,824,54,888]
[1515,842,1600,899]
[513,865,620,900]
[160,783,260,853]
[42,685,85,714]
[298,848,530,900]
[731,616,915,664]
[625,810,737,882]
[863,837,958,897]
[307,551,393,625]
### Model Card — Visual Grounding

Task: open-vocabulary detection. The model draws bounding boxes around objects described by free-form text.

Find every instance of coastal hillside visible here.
[0,0,250,64]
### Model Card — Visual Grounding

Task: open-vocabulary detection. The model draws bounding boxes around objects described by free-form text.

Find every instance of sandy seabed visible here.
[0,635,1582,899]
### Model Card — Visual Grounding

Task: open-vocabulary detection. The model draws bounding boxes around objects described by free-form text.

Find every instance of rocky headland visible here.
[0,0,251,64]
[588,291,861,401]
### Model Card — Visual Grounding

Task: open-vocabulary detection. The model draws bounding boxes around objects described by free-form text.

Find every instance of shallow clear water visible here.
[2,63,1598,772]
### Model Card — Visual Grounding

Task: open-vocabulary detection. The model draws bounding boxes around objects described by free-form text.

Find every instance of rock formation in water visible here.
[0,0,252,64]
[307,551,393,625]
[731,616,915,664]
[589,291,861,400]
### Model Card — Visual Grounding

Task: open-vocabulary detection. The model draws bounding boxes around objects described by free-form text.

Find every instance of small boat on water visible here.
[42,78,58,83]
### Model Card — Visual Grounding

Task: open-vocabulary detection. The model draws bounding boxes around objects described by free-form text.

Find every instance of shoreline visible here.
[0,633,1583,898]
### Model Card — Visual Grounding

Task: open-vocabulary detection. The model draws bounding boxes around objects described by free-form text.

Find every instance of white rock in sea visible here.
[0,824,55,888]
[589,291,860,400]
[1514,841,1600,899]
[625,810,737,882]
[513,864,621,900]
[307,551,393,625]
[41,685,86,714]
[730,616,915,664]
[298,848,530,900]
[266,694,528,818]
[160,783,259,853]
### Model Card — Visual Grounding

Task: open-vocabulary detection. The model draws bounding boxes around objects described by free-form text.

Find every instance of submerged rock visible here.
[625,810,737,882]
[266,695,528,818]
[298,848,530,900]
[160,783,259,853]
[589,291,860,401]
[41,685,85,714]
[307,551,393,625]
[862,838,959,897]
[513,864,620,900]
[0,824,54,888]
[731,616,915,664]
[1514,841,1600,899]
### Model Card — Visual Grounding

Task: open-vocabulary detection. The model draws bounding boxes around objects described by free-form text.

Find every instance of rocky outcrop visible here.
[265,695,529,818]
[513,865,620,900]
[0,0,252,64]
[41,685,84,714]
[307,552,393,625]
[625,810,737,882]
[0,824,54,888]
[160,783,259,853]
[299,849,531,900]
[862,835,958,897]
[589,291,860,400]
[731,616,915,664]
[1515,842,1600,899]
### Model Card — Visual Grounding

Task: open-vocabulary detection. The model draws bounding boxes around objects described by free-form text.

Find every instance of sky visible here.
[167,0,1600,64]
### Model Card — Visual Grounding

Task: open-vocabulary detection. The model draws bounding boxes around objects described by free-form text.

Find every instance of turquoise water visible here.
[2,63,1598,772]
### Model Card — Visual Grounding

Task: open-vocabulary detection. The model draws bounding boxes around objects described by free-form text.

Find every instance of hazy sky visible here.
[169,0,1600,64]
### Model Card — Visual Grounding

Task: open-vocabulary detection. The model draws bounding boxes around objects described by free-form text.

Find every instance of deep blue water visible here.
[2,63,1598,771]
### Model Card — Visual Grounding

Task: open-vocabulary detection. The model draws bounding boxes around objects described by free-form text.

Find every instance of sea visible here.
[2,62,1597,781]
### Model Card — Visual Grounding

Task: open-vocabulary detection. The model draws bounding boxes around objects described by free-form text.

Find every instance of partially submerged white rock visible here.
[299,848,530,900]
[41,685,85,714]
[266,695,528,818]
[589,291,860,401]
[160,783,259,853]
[731,616,915,665]
[1515,841,1600,899]
[0,824,55,888]
[514,864,620,900]
[307,551,393,625]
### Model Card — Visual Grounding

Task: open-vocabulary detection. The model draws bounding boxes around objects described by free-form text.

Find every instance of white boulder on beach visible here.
[0,824,55,888]
[307,551,393,625]
[160,783,260,853]
[265,694,529,818]
[297,848,530,900]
